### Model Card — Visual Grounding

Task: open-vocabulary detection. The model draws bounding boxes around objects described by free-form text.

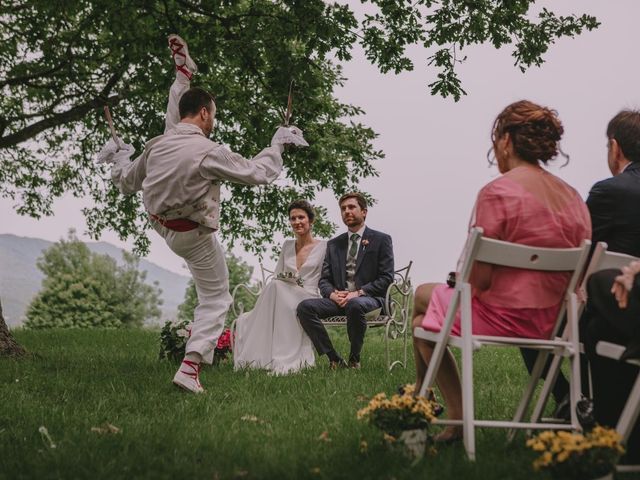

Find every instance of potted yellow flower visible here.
[526,426,625,480]
[357,384,437,459]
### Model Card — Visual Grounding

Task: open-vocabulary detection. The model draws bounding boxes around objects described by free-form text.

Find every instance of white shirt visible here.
[111,123,282,231]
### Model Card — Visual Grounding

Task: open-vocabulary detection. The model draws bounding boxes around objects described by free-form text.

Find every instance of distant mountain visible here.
[0,234,190,327]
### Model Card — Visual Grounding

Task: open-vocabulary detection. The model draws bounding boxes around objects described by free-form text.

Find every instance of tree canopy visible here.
[25,230,162,328]
[0,1,598,254]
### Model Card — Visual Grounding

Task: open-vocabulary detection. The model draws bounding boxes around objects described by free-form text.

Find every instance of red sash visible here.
[149,214,198,232]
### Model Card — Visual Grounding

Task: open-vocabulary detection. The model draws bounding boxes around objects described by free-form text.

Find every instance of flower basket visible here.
[159,319,233,364]
[358,384,437,460]
[526,426,624,480]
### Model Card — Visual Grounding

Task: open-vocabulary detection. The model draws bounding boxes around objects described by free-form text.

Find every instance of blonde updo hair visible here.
[491,100,565,165]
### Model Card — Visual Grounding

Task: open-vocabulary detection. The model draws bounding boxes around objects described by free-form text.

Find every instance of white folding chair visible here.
[524,243,639,427]
[596,341,640,474]
[414,227,591,460]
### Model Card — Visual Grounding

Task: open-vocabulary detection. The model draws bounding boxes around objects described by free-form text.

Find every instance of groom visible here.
[297,192,394,368]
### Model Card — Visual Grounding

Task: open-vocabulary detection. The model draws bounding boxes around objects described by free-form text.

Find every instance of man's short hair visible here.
[339,192,367,210]
[607,109,640,163]
[178,87,215,119]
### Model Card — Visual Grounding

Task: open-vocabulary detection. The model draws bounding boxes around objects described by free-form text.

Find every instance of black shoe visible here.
[553,395,571,421]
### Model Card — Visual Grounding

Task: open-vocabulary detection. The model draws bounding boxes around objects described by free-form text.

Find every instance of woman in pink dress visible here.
[412,100,592,442]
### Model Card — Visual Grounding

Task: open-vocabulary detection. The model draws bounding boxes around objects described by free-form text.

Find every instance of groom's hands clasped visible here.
[330,289,360,307]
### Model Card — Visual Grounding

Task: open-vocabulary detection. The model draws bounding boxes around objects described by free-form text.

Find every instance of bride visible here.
[233,200,327,374]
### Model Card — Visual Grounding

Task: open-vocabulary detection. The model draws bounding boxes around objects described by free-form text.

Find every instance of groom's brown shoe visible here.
[329,359,348,370]
[348,360,361,369]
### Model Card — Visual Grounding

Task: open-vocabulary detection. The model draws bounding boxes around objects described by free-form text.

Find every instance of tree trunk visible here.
[0,299,26,357]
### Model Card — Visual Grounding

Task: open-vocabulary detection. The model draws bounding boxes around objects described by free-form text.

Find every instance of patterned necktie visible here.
[349,233,360,259]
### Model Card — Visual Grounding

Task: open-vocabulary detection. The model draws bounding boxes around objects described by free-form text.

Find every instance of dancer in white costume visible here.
[96,35,307,393]
[234,200,326,374]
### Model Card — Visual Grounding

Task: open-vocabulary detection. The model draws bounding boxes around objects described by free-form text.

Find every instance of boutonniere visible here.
[361,239,370,250]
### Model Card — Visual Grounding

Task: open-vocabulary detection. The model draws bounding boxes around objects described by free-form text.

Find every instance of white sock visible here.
[184,352,202,364]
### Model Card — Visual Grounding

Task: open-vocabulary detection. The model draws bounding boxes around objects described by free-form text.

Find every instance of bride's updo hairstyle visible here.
[288,199,315,223]
[491,100,565,165]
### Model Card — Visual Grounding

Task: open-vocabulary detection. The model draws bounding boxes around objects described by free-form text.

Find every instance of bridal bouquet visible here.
[276,271,304,287]
[357,384,437,459]
[526,426,624,480]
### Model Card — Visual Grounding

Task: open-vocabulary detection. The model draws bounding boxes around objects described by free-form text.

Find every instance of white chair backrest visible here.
[582,242,639,286]
[459,227,591,294]
[457,227,591,340]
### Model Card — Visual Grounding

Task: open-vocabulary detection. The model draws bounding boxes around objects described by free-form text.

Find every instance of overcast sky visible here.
[1,1,638,285]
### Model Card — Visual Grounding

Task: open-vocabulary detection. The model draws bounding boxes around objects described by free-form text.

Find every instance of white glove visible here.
[96,138,134,164]
[271,125,309,148]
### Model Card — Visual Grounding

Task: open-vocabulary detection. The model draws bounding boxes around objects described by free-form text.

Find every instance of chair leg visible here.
[460,284,476,461]
[530,352,562,424]
[617,368,640,443]
[508,350,549,442]
[403,301,409,369]
[418,289,461,397]
[568,293,582,432]
[385,322,391,371]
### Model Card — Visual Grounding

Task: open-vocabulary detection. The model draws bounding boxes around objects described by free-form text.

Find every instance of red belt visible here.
[150,214,199,232]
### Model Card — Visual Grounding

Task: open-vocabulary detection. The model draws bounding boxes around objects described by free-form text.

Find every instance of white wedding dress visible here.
[233,239,327,374]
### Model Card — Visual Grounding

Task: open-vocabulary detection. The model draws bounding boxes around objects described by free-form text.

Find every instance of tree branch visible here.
[0,70,125,149]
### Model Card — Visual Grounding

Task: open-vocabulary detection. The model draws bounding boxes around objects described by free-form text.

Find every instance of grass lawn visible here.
[0,328,633,480]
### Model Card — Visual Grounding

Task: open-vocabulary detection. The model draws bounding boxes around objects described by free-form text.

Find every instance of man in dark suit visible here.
[582,263,640,464]
[522,110,640,418]
[587,109,640,257]
[297,192,394,369]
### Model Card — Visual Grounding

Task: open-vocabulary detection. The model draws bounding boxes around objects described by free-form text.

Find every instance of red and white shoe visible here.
[168,34,198,80]
[173,359,204,394]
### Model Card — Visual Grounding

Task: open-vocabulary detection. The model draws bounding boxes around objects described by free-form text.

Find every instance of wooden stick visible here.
[284,80,294,126]
[103,106,123,149]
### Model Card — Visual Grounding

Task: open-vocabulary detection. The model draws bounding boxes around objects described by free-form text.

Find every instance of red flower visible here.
[216,328,233,351]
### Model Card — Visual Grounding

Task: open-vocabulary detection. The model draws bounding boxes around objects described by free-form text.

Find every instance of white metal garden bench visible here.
[230,262,413,371]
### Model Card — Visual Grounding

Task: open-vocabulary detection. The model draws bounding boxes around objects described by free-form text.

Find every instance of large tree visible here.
[0,1,598,255]
[0,0,599,354]
[0,300,26,357]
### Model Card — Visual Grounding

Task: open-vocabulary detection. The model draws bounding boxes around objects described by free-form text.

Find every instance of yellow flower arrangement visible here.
[357,384,437,437]
[526,426,624,479]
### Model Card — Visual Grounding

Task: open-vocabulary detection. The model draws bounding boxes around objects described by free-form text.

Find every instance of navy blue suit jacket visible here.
[587,162,640,257]
[318,226,394,304]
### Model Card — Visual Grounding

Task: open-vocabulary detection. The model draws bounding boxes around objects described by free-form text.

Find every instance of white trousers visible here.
[157,71,231,364]
[153,223,232,364]
[165,73,189,133]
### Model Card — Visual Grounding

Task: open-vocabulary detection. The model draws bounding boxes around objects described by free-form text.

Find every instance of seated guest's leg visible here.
[297,298,344,363]
[414,334,463,440]
[412,283,439,390]
[412,283,462,440]
[582,269,640,463]
[519,347,570,410]
[344,296,382,364]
